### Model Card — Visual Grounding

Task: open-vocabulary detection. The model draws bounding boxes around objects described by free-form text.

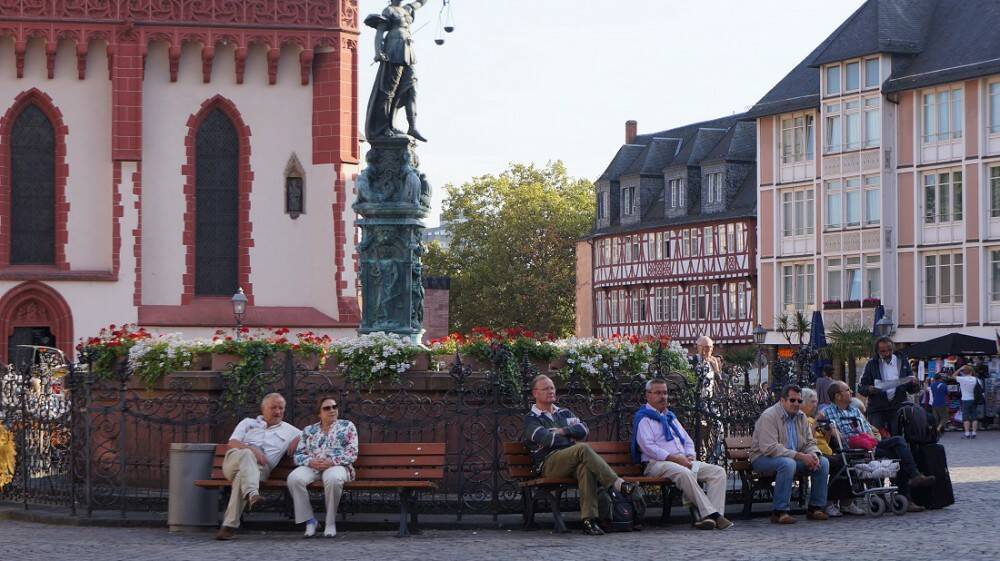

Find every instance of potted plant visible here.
[77,323,153,380]
[330,332,422,389]
[842,300,862,309]
[127,333,196,389]
[292,330,333,370]
[862,298,881,309]
[823,299,842,310]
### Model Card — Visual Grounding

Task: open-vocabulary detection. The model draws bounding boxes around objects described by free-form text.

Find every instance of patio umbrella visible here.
[809,310,829,382]
[899,333,997,359]
[871,304,885,337]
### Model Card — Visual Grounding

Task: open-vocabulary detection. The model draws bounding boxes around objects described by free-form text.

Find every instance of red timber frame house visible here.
[581,118,759,346]
[0,1,361,362]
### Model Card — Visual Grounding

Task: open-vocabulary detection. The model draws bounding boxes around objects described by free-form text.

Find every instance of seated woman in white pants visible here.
[288,396,358,538]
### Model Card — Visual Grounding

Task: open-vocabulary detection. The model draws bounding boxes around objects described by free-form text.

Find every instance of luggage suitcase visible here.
[911,443,954,509]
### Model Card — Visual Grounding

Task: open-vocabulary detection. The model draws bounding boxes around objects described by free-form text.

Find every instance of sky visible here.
[356,0,867,226]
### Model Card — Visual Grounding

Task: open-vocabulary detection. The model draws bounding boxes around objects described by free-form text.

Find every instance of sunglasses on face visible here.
[785,398,803,404]
[321,404,338,411]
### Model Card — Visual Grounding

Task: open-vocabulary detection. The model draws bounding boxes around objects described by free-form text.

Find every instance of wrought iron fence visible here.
[0,347,776,519]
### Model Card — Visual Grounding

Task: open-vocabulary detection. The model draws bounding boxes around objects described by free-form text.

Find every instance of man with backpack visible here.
[632,378,732,530]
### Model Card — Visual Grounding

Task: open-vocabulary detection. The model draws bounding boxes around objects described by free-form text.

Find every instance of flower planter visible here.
[192,352,213,371]
[211,353,243,371]
[549,354,569,371]
[842,301,861,309]
[862,300,880,309]
[823,301,842,310]
[458,353,487,372]
[318,355,338,371]
[530,357,550,373]
[410,352,430,372]
[292,352,321,371]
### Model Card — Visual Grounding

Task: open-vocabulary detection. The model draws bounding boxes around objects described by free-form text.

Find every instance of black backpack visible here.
[597,486,645,532]
[899,403,937,445]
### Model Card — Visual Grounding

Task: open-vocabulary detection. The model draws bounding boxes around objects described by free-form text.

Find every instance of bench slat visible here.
[357,443,445,456]
[355,467,444,480]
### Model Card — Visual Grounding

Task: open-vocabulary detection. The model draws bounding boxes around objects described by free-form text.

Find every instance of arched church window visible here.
[10,104,55,264]
[284,153,305,219]
[195,108,239,296]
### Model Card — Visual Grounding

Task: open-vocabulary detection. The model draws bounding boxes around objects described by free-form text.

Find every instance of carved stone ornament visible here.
[284,153,306,219]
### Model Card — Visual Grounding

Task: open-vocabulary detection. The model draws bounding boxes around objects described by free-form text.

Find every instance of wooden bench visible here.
[194,442,446,536]
[724,436,807,518]
[503,441,678,533]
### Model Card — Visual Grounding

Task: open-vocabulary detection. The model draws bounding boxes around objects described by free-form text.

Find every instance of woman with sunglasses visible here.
[287,397,358,538]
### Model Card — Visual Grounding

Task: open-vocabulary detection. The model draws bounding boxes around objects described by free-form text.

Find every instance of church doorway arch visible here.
[0,281,73,364]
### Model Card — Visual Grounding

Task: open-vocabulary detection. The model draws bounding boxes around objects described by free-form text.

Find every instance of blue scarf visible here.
[630,406,686,464]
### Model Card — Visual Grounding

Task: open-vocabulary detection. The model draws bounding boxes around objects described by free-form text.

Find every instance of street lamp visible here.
[231,287,248,340]
[875,316,893,339]
[751,324,767,389]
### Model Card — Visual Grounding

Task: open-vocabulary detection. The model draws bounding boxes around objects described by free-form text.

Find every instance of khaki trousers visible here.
[644,460,726,520]
[221,448,272,528]
[287,465,350,529]
[542,444,620,520]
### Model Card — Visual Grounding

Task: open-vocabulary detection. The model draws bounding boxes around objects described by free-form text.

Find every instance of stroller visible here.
[822,420,909,517]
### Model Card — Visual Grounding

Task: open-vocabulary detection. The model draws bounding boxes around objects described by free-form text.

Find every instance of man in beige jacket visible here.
[749,384,830,524]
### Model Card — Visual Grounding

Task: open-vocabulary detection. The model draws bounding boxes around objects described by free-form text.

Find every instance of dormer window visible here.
[621,186,636,216]
[705,172,724,204]
[667,178,685,209]
[597,191,607,219]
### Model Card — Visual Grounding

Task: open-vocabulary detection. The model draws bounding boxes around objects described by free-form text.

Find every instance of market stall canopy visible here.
[899,333,997,359]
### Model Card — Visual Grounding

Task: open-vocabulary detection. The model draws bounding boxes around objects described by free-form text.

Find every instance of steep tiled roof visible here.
[808,0,932,67]
[597,144,645,182]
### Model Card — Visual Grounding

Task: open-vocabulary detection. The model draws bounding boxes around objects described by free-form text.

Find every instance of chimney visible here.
[625,120,637,144]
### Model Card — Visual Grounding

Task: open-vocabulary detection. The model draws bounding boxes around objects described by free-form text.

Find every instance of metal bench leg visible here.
[541,488,568,533]
[742,475,754,519]
[397,489,411,537]
[659,485,672,525]
[522,487,537,530]
[409,491,421,535]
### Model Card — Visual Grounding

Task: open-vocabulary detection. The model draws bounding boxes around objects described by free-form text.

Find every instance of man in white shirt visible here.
[954,365,983,439]
[859,337,918,435]
[216,392,300,540]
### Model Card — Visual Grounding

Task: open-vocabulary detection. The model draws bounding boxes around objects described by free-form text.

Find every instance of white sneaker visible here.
[303,520,317,538]
[841,502,865,516]
[324,524,337,538]
[824,504,843,518]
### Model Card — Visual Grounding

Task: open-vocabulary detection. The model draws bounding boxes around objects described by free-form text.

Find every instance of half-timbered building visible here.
[576,117,758,345]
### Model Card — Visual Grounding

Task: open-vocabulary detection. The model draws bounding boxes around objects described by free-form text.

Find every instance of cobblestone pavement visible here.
[3,431,998,561]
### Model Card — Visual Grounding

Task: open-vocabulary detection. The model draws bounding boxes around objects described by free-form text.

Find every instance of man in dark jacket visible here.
[859,337,918,435]
[522,374,636,535]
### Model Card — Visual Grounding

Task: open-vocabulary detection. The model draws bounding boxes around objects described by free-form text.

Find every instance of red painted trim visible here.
[0,88,70,270]
[332,167,360,324]
[0,267,114,281]
[0,281,74,363]
[131,162,143,306]
[139,302,354,328]
[181,95,253,305]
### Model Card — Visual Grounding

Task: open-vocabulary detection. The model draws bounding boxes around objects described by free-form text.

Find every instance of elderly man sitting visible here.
[818,381,934,513]
[632,378,732,530]
[749,384,830,524]
[215,392,301,540]
[523,374,637,536]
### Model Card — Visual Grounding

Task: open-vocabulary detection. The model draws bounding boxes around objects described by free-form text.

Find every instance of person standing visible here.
[287,397,358,538]
[954,365,982,439]
[749,384,830,524]
[929,374,951,434]
[632,379,732,530]
[859,337,918,435]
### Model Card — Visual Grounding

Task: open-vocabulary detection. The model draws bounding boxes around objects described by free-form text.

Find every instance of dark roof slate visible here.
[808,0,932,67]
[597,144,644,182]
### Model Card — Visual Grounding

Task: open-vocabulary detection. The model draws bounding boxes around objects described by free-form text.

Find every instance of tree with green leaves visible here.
[825,322,874,388]
[431,162,595,336]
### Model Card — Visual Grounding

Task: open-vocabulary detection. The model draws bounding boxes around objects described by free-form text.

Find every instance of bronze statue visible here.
[365,0,428,142]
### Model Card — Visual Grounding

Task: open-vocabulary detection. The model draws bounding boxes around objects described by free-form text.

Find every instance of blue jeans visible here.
[752,454,830,512]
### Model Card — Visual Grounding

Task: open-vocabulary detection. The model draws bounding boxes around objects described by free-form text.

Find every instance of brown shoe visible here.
[245,492,263,512]
[769,512,796,524]
[215,526,236,540]
[909,474,936,488]
[806,508,829,521]
[906,502,926,513]
[694,517,717,530]
[714,516,734,530]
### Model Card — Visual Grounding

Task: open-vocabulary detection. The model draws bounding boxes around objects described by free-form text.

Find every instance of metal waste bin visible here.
[168,443,220,532]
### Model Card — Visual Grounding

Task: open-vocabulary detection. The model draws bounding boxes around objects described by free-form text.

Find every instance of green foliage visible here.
[722,347,757,370]
[437,161,595,336]
[422,240,459,279]
[330,332,421,390]
[825,322,874,386]
[220,340,274,409]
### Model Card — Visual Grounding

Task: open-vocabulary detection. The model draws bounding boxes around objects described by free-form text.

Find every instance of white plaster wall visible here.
[0,160,140,347]
[0,38,114,270]
[141,42,339,319]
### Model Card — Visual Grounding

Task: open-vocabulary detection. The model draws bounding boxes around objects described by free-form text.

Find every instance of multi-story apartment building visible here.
[575,117,758,344]
[748,0,1000,344]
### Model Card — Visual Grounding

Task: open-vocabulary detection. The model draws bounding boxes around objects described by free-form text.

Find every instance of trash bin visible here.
[168,443,220,532]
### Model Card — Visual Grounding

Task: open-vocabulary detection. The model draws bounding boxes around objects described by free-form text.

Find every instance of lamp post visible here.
[875,315,893,339]
[752,324,767,389]
[231,287,248,341]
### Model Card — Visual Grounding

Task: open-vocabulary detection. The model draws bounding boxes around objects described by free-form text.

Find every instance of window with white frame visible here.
[781,115,815,164]
[863,58,879,89]
[922,87,963,143]
[864,97,880,147]
[705,172,724,204]
[923,170,963,224]
[596,292,606,324]
[844,100,861,150]
[622,186,637,215]
[669,287,679,320]
[719,224,729,254]
[782,188,815,237]
[681,230,690,258]
[736,223,746,252]
[704,226,714,255]
[697,285,708,320]
[634,289,645,322]
[689,288,697,320]
[924,252,963,305]
[825,102,842,153]
[609,291,619,323]
[845,178,861,227]
[826,258,842,301]
[825,65,840,96]
[864,175,880,225]
[661,232,671,259]
[991,166,1000,218]
[990,82,1000,134]
[668,178,685,209]
[692,229,701,257]
[782,263,815,312]
[737,281,749,318]
[654,287,666,321]
[631,236,640,261]
[597,191,606,219]
[711,285,721,320]
[991,250,1000,302]
[845,61,860,92]
[865,254,880,299]
[844,256,862,301]
[825,180,843,230]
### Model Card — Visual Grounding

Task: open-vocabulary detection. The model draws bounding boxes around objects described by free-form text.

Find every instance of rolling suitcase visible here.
[911,443,954,509]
